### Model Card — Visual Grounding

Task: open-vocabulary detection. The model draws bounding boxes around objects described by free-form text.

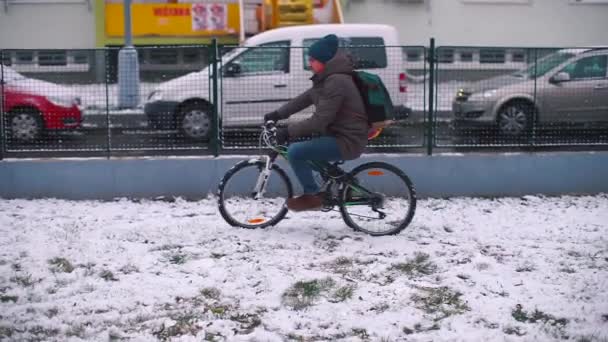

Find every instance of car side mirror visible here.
[550,72,570,84]
[224,62,241,77]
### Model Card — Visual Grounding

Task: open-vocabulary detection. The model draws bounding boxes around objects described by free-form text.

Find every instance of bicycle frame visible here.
[253,127,378,209]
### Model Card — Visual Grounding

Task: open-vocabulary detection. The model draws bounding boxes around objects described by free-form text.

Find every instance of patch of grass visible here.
[0,326,15,339]
[119,264,139,274]
[65,324,86,338]
[391,253,437,278]
[403,323,440,335]
[370,302,390,313]
[559,267,576,274]
[352,328,369,339]
[281,277,336,310]
[204,331,224,341]
[0,295,18,303]
[166,252,188,265]
[150,244,183,252]
[503,326,526,336]
[209,306,228,316]
[79,262,96,277]
[45,308,59,318]
[99,270,118,282]
[576,335,608,342]
[515,264,536,273]
[200,287,221,300]
[11,263,22,272]
[411,286,470,320]
[48,257,74,273]
[153,312,202,341]
[230,313,262,334]
[10,274,39,287]
[210,252,227,259]
[28,325,60,339]
[328,257,353,274]
[511,304,568,327]
[330,285,356,303]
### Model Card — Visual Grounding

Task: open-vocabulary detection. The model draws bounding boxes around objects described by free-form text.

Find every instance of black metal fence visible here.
[1,40,607,159]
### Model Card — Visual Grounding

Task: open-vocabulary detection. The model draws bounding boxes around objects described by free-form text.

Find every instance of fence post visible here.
[0,55,4,161]
[210,39,220,157]
[105,48,112,159]
[427,38,436,156]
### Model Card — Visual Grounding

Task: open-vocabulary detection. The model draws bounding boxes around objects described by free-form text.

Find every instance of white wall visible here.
[343,0,608,47]
[0,2,95,49]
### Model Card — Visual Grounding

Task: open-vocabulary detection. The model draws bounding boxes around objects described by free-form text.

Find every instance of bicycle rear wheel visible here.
[339,162,416,236]
[218,159,293,229]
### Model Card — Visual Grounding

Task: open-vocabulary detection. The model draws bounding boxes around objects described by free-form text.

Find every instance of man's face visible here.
[309,57,325,74]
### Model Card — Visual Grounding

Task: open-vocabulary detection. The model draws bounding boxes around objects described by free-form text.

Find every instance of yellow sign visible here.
[105,2,240,37]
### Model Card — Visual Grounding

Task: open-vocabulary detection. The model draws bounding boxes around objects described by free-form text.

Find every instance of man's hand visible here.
[275,127,289,146]
[263,111,280,123]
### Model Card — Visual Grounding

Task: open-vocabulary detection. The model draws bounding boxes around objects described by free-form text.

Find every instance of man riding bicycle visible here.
[264,34,368,212]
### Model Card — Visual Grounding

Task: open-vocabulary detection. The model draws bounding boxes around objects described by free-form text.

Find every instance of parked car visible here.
[452,48,608,136]
[144,24,410,141]
[1,66,82,141]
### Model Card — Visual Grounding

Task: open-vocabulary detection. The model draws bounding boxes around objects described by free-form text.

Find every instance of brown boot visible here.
[286,193,324,212]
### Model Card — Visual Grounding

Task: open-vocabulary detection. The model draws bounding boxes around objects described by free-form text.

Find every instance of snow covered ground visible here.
[1,195,607,341]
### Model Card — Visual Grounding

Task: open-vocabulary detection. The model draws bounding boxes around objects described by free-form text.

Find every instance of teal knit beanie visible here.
[308,34,339,64]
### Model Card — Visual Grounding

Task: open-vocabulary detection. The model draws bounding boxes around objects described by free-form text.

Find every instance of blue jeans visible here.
[287,136,343,194]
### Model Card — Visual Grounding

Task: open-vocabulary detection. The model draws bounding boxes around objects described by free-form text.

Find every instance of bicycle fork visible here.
[252,155,274,200]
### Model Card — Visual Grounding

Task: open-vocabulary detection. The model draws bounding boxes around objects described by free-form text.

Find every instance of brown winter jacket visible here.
[274,51,368,160]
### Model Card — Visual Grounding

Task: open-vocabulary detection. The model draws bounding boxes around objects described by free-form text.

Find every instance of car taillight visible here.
[399,73,407,93]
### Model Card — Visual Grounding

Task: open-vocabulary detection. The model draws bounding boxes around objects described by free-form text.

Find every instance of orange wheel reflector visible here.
[247,218,266,224]
[368,170,384,176]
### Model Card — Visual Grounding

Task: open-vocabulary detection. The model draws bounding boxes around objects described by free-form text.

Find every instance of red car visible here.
[1,67,82,141]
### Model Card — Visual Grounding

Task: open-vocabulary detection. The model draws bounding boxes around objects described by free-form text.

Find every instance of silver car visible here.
[452,48,608,136]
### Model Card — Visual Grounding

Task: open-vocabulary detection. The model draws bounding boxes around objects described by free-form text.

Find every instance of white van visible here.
[144,24,409,140]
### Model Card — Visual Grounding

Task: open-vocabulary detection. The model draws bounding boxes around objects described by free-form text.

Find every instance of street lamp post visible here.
[117,0,140,109]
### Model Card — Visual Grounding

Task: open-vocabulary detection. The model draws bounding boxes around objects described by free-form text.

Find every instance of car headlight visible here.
[147,90,163,101]
[470,89,498,101]
[48,96,75,108]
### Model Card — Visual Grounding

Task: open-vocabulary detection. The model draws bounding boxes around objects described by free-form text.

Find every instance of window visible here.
[405,49,422,62]
[230,41,290,75]
[459,51,474,62]
[303,37,387,70]
[511,51,526,63]
[480,49,505,64]
[561,55,607,80]
[15,51,35,64]
[71,51,89,64]
[149,49,179,65]
[1,53,12,67]
[183,48,202,64]
[437,49,454,63]
[38,50,67,66]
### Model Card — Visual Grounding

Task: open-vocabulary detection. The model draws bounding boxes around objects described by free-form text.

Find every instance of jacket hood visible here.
[312,50,354,84]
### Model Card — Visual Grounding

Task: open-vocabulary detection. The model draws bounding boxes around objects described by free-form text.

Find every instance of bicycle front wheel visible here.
[218,159,293,229]
[339,162,416,236]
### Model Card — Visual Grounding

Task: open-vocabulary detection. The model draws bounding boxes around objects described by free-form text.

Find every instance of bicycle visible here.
[217,121,417,236]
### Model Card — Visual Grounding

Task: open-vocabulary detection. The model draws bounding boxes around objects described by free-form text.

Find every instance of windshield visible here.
[1,66,26,82]
[515,52,576,78]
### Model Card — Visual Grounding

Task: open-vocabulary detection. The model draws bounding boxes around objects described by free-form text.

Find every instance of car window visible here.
[516,51,576,79]
[560,55,607,80]
[229,41,290,75]
[302,37,387,70]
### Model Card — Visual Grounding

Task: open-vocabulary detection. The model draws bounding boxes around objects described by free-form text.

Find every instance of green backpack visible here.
[348,71,395,129]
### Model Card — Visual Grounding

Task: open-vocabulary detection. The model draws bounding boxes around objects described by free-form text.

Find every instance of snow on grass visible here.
[0,195,607,341]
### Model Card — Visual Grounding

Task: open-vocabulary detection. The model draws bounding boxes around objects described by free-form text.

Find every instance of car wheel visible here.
[178,103,212,141]
[8,108,44,142]
[497,102,533,136]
